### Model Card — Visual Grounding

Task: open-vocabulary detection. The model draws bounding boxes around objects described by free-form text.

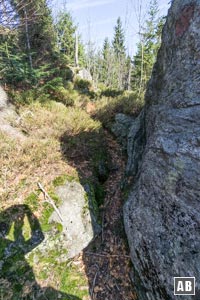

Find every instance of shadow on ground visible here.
[60,127,137,300]
[0,204,81,300]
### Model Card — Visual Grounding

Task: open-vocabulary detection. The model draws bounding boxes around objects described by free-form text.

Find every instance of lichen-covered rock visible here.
[49,181,100,258]
[77,68,92,81]
[111,113,135,150]
[111,112,145,175]
[126,110,145,176]
[0,85,8,109]
[124,1,200,299]
[0,87,25,140]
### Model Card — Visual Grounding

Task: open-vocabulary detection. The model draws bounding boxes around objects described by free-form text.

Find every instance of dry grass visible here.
[0,90,143,209]
[0,99,100,299]
[0,100,101,210]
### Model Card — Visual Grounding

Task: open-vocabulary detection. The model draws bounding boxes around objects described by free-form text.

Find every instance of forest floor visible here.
[81,130,137,300]
[0,98,138,299]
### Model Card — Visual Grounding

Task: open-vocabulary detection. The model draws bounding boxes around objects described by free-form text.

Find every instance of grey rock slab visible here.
[111,113,135,150]
[126,110,145,176]
[49,181,100,258]
[111,112,146,176]
[0,123,25,140]
[124,1,200,299]
[0,86,8,109]
[0,89,25,140]
[77,68,92,81]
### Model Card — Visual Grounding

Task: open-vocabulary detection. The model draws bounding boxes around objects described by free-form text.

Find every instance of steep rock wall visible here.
[124,1,200,299]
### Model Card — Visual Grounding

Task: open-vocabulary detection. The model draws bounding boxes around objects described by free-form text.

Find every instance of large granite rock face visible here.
[124,1,200,299]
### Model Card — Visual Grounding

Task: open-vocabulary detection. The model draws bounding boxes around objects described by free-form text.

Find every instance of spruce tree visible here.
[10,0,56,67]
[56,12,76,65]
[112,18,128,90]
[132,0,165,95]
[112,17,126,57]
[102,37,110,60]
[55,12,85,67]
[100,37,110,85]
[0,0,59,85]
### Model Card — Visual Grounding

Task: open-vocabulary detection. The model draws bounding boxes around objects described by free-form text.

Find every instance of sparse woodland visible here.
[0,0,164,96]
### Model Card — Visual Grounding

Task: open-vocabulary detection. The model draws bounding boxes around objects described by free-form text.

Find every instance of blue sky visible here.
[51,0,170,55]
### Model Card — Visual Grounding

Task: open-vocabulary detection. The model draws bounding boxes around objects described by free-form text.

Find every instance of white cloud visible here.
[67,0,115,11]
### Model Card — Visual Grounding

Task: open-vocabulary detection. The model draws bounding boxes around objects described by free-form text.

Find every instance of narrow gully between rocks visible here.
[81,129,137,300]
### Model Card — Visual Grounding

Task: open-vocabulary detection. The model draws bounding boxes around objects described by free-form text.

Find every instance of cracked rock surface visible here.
[124,1,200,299]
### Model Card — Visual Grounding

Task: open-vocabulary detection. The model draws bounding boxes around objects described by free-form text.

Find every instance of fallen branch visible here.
[16,111,34,125]
[85,251,130,259]
[91,264,99,299]
[101,211,105,243]
[37,182,64,223]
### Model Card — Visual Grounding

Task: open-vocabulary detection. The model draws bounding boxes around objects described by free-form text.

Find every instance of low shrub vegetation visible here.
[94,91,144,127]
[74,78,92,93]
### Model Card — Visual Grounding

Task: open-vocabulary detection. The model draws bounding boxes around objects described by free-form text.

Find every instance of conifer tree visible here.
[3,1,53,59]
[112,17,126,57]
[55,11,85,67]
[13,0,56,67]
[132,0,165,95]
[100,37,111,85]
[112,17,128,90]
[0,0,57,85]
[102,37,110,60]
[56,12,76,65]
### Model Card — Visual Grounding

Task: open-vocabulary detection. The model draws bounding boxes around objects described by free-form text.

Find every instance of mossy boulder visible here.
[49,181,101,258]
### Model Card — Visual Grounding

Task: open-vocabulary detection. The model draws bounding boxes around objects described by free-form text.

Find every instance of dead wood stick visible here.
[85,251,130,259]
[91,264,99,299]
[37,182,64,223]
[101,212,105,243]
[16,111,34,124]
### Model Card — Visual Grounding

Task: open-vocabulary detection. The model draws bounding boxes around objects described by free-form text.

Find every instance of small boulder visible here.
[77,69,92,81]
[49,181,100,258]
[0,86,25,140]
[0,86,8,110]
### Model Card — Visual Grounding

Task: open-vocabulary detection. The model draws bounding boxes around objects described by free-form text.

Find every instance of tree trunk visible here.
[127,61,132,91]
[139,41,144,96]
[24,7,33,70]
[74,31,79,67]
